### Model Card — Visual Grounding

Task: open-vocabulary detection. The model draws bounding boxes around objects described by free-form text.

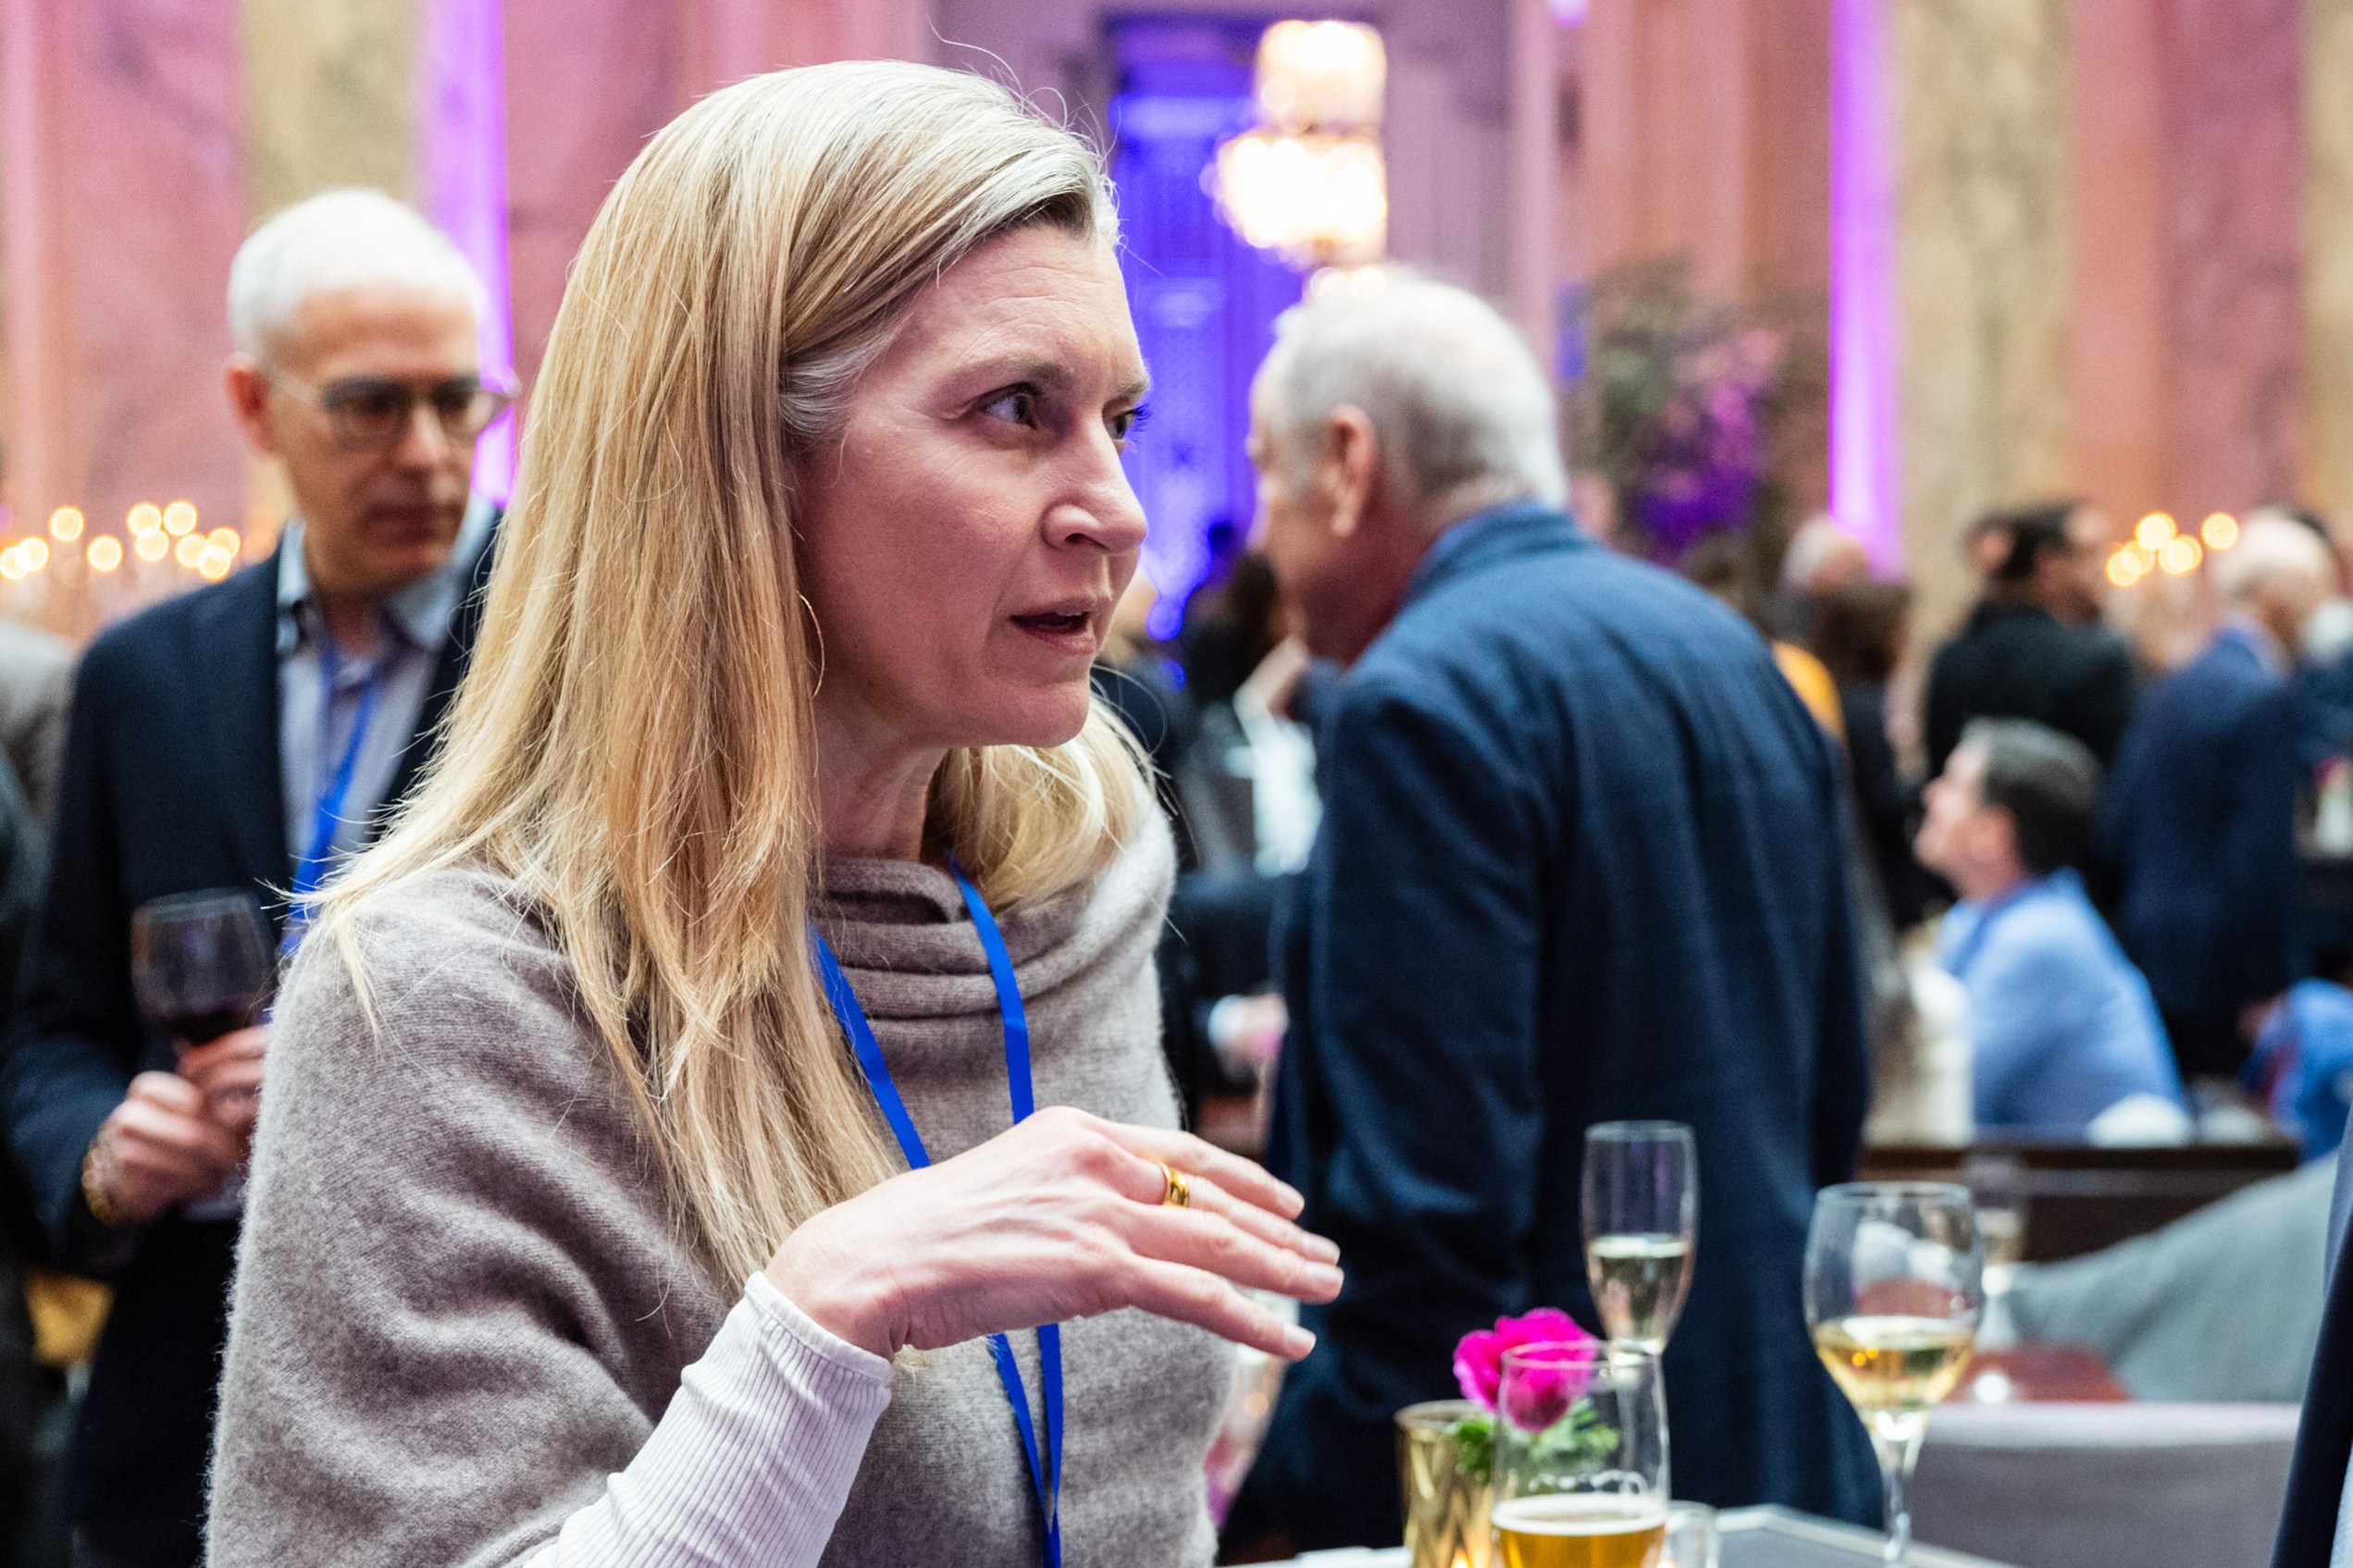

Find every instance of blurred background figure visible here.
[0,623,71,835]
[0,190,501,1568]
[1773,512,1873,642]
[1225,278,1875,1556]
[2101,514,2334,1086]
[1813,578,1928,927]
[1926,500,2137,776]
[1913,720,2186,1140]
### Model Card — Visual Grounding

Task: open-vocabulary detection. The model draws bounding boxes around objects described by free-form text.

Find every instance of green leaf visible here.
[1449,1414,1495,1486]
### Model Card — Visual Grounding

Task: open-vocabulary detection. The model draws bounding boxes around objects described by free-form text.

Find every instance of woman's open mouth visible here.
[1010,608,1099,653]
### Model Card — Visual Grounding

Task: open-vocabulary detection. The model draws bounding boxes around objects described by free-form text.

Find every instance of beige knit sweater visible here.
[205,819,1231,1567]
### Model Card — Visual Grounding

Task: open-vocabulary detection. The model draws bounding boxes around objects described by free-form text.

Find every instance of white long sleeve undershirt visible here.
[521,1277,894,1568]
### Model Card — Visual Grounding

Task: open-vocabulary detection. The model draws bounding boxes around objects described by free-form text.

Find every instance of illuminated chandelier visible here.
[1211,20,1389,272]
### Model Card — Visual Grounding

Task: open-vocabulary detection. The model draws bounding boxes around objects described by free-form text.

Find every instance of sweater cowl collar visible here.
[812,817,1173,1023]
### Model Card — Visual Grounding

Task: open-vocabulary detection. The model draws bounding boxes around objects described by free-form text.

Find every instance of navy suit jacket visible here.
[0,536,492,1565]
[2100,627,2301,1019]
[2273,1113,2353,1565]
[1231,504,1878,1550]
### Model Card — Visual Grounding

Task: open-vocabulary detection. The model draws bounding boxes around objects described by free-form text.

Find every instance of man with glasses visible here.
[0,189,503,1568]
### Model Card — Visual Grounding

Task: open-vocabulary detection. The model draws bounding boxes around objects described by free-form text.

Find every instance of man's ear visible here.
[223,356,282,459]
[1321,405,1380,539]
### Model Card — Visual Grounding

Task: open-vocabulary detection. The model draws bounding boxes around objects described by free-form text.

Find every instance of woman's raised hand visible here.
[763,1105,1342,1361]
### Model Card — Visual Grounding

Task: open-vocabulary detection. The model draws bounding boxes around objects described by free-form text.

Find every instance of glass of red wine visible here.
[130,890,275,1045]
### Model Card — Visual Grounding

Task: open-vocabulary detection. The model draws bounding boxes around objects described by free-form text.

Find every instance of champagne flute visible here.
[1581,1121,1697,1353]
[1804,1182,1983,1568]
[1491,1340,1667,1568]
[130,890,275,1045]
[1961,1153,2026,1300]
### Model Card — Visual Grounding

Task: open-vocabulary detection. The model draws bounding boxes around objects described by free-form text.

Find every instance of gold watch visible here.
[80,1128,129,1228]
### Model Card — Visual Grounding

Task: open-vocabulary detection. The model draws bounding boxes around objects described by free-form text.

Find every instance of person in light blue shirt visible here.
[1916,718,2187,1134]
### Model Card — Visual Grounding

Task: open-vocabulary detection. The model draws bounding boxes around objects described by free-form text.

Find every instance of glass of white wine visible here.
[1581,1121,1698,1353]
[1803,1181,1984,1568]
[1491,1341,1667,1568]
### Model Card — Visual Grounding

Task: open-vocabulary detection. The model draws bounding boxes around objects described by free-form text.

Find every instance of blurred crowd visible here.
[0,165,2348,1567]
[1137,493,2353,1163]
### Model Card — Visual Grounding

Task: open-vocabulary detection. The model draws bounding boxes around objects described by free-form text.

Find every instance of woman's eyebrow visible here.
[956,357,1151,406]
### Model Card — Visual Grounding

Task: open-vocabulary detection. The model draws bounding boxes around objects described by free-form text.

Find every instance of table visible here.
[1956,1344,2128,1403]
[1272,1506,2021,1566]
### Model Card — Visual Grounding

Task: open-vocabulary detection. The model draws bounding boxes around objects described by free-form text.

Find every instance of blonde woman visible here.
[204,63,1341,1568]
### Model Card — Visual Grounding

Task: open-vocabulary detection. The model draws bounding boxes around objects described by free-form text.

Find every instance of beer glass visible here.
[1491,1341,1666,1568]
[1580,1121,1697,1353]
[1804,1182,1983,1566]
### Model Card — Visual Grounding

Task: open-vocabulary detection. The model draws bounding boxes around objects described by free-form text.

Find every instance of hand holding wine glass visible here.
[89,892,278,1225]
[1804,1181,1983,1567]
[1580,1120,1697,1354]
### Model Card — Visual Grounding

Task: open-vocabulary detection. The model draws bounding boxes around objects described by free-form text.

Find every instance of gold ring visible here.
[1159,1162,1193,1208]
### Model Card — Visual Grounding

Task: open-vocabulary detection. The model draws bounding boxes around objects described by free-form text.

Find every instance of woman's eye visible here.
[981,389,1038,426]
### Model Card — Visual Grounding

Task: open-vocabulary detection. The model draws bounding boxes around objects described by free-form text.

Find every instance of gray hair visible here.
[1257,277,1567,512]
[2216,511,2334,606]
[228,189,487,362]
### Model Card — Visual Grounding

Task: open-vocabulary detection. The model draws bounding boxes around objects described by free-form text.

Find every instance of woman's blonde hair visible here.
[321,61,1150,1283]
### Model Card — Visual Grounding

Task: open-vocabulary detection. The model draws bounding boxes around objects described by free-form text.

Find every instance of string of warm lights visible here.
[0,501,245,586]
[2105,511,2237,588]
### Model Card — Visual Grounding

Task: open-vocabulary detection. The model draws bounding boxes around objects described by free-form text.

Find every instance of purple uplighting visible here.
[1830,0,1899,570]
[420,0,517,505]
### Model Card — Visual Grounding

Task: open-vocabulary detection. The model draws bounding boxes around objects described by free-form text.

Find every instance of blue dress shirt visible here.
[1936,868,2186,1133]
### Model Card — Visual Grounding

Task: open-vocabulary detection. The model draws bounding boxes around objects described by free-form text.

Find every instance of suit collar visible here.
[378,511,501,818]
[188,553,294,910]
[276,495,497,657]
[189,511,503,918]
[1402,499,1588,611]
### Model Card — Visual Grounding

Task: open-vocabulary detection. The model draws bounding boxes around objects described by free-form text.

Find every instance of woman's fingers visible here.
[1179,1174,1340,1262]
[1117,1254,1317,1360]
[1084,1115,1307,1219]
[1120,1201,1344,1304]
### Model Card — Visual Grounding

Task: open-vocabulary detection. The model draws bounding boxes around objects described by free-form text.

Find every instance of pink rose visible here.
[1452,1307,1598,1413]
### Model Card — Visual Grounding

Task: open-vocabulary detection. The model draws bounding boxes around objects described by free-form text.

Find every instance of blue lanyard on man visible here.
[809,857,1065,1568]
[281,616,390,957]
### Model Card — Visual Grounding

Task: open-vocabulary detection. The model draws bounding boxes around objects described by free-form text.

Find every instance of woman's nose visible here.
[1047,452,1149,554]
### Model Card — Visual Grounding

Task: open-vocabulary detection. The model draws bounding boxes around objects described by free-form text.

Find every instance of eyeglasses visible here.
[265,369,514,452]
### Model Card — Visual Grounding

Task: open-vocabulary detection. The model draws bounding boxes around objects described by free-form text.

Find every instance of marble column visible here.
[500,0,679,398]
[503,0,935,401]
[1577,0,1831,526]
[2308,0,2353,521]
[241,0,421,217]
[2164,0,2305,520]
[1890,0,2072,636]
[2072,0,2308,531]
[1580,0,1830,303]
[2,0,252,635]
[2069,0,2168,528]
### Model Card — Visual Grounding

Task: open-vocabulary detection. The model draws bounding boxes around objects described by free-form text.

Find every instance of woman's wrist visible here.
[762,1225,903,1361]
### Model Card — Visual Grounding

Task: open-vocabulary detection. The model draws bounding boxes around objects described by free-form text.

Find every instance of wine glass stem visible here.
[1870,1418,1925,1567]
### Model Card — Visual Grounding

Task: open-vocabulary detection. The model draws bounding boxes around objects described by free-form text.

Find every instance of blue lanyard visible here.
[810,857,1064,1568]
[283,620,388,952]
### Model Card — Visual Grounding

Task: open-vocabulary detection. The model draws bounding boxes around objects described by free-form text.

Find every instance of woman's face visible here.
[795,224,1150,759]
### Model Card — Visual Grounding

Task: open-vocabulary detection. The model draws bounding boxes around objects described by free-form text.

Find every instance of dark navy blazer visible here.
[2100,626,2302,1020]
[2273,1107,2353,1565]
[0,537,491,1566]
[1231,504,1878,1550]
